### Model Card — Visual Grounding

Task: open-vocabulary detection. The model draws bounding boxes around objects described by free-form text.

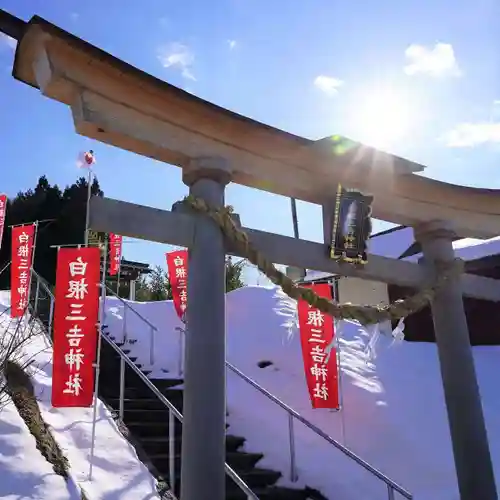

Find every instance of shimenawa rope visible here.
[182,195,464,325]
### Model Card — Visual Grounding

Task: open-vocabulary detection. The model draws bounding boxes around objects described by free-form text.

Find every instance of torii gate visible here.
[2,11,500,500]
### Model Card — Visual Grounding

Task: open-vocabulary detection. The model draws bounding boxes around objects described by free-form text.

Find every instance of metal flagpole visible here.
[88,235,107,480]
[335,318,347,446]
[290,197,300,239]
[30,221,40,315]
[9,218,56,229]
[290,198,306,279]
[332,277,347,446]
[84,169,92,247]
[30,221,39,273]
[116,265,121,298]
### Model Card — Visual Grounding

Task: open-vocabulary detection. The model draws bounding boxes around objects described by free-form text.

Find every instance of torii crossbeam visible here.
[2,10,499,500]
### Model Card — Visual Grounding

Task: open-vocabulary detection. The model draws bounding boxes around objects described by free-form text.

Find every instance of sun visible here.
[350,86,415,150]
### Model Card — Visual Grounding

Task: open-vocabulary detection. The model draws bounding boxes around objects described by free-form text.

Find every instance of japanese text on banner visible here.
[0,194,7,251]
[10,224,35,318]
[166,250,188,320]
[297,283,339,409]
[109,233,122,276]
[51,247,100,408]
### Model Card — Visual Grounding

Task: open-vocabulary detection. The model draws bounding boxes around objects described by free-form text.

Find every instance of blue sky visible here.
[1,0,500,283]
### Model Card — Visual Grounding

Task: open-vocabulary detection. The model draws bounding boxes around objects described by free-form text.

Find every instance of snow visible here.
[3,245,499,499]
[101,286,500,500]
[0,394,82,500]
[405,235,500,263]
[302,270,333,282]
[302,227,500,284]
[368,225,500,263]
[368,226,415,259]
[0,292,161,500]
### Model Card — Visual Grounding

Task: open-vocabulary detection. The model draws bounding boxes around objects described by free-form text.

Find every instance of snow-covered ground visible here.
[0,393,82,500]
[0,292,161,500]
[369,225,500,263]
[405,234,500,262]
[102,286,500,500]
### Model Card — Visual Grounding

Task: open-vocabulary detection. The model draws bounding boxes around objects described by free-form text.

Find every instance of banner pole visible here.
[27,221,39,322]
[30,221,39,273]
[9,218,56,229]
[116,266,121,298]
[88,235,107,481]
[335,319,347,446]
[332,278,347,446]
[289,197,305,279]
[84,169,92,247]
[0,194,7,252]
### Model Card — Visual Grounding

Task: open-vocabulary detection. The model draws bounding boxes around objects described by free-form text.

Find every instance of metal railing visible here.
[104,285,158,366]
[30,270,55,335]
[0,260,12,278]
[103,333,259,499]
[226,364,411,499]
[28,269,259,500]
[176,324,413,500]
[29,267,411,499]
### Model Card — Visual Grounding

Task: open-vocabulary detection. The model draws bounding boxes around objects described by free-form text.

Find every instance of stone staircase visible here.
[99,329,320,500]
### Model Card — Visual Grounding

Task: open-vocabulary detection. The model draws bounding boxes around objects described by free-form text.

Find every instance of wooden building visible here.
[106,258,151,299]
[389,232,500,345]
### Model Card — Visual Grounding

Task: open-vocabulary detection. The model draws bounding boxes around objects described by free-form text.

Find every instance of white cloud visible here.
[442,122,500,147]
[227,40,237,50]
[157,42,196,81]
[404,43,461,77]
[313,75,343,96]
[0,33,16,50]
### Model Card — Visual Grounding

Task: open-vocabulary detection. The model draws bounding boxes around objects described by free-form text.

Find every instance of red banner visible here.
[108,233,122,276]
[52,247,100,408]
[297,283,339,409]
[0,194,7,251]
[166,250,188,320]
[10,224,35,318]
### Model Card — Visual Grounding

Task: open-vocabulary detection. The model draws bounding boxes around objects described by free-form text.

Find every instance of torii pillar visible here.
[180,157,231,500]
[415,221,498,500]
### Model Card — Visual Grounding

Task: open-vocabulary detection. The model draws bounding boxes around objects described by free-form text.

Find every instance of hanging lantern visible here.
[329,184,373,265]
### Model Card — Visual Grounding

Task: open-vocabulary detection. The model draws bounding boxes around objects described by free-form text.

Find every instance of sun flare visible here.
[350,86,415,150]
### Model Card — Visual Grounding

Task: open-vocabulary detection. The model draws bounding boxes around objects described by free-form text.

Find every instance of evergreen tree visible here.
[0,175,247,299]
[0,175,103,289]
[148,266,173,301]
[225,257,245,292]
[135,275,154,302]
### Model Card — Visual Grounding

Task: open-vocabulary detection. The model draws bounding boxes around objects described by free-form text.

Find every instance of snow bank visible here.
[369,227,414,259]
[405,235,500,263]
[369,227,500,263]
[0,395,82,500]
[101,285,500,499]
[303,227,500,284]
[0,293,161,500]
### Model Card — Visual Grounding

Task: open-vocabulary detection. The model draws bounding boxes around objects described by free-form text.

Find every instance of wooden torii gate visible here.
[2,11,500,500]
